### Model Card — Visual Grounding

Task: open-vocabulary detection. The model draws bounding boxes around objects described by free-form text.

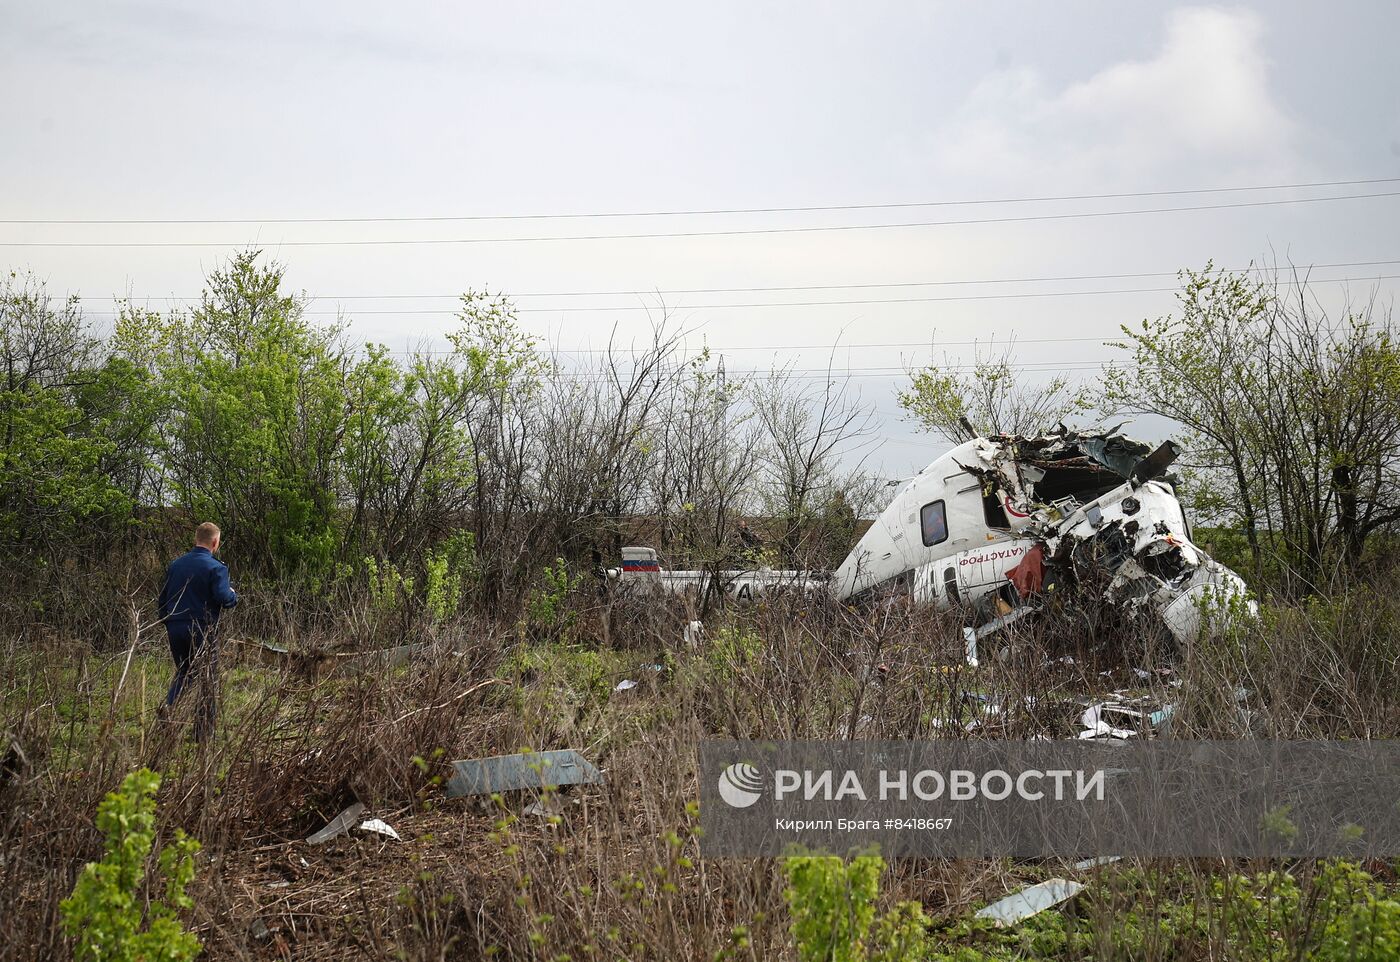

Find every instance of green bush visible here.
[424,531,475,623]
[60,768,202,962]
[706,624,763,681]
[1054,860,1400,962]
[784,854,929,962]
[1215,860,1400,961]
[524,557,582,640]
[366,555,414,615]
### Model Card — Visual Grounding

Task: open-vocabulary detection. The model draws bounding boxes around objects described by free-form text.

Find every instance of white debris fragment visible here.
[963,625,979,667]
[1072,855,1123,870]
[306,802,367,845]
[847,713,875,736]
[683,620,704,648]
[1078,705,1136,737]
[1080,704,1142,731]
[357,818,401,841]
[975,878,1085,927]
[614,679,638,692]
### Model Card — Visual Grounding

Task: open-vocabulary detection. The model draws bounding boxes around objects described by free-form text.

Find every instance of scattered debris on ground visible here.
[1077,686,1178,740]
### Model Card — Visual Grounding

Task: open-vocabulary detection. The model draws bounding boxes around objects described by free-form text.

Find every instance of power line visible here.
[311,273,1400,313]
[72,257,1400,302]
[513,336,1119,354]
[529,364,1121,383]
[6,176,1396,225]
[373,359,1124,377]
[79,273,1400,316]
[290,257,1400,297]
[5,190,1397,248]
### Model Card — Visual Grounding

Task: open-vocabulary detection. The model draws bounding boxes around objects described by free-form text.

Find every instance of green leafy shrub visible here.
[784,854,929,962]
[365,555,414,614]
[60,768,202,962]
[1215,860,1400,961]
[424,531,475,623]
[502,643,614,740]
[525,558,582,640]
[1053,860,1400,962]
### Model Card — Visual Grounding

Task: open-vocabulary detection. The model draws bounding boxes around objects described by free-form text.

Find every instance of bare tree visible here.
[534,317,691,563]
[751,353,878,567]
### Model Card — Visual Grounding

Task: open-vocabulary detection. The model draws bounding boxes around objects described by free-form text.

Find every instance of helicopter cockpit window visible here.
[983,485,1011,529]
[920,500,948,546]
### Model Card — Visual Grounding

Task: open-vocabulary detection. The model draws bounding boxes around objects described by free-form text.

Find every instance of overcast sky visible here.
[3,2,1398,479]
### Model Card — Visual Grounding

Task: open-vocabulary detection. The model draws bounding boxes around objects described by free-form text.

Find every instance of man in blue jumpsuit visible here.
[158,521,238,741]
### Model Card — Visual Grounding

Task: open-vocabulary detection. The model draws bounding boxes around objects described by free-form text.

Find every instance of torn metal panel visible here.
[257,641,290,667]
[306,802,367,845]
[1131,440,1181,483]
[1080,432,1152,478]
[975,878,1085,926]
[445,749,603,799]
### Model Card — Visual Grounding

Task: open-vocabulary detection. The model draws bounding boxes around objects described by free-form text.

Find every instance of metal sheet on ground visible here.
[975,878,1085,926]
[445,749,603,798]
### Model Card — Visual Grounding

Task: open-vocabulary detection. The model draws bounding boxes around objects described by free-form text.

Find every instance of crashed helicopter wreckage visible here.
[611,429,1256,644]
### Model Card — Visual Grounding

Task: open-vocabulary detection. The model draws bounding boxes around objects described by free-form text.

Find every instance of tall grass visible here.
[3,566,1398,959]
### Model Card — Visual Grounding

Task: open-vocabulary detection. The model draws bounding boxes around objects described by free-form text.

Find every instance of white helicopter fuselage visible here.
[830,439,1025,603]
[614,432,1249,643]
